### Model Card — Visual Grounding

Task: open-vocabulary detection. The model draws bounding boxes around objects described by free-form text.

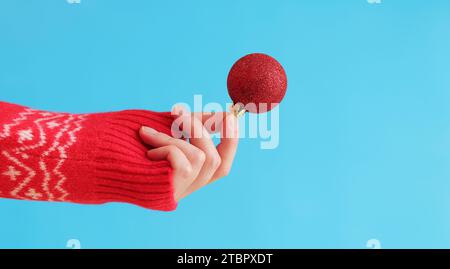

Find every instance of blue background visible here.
[1,0,450,248]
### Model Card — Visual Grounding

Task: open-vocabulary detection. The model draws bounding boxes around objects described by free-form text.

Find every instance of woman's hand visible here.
[139,106,239,201]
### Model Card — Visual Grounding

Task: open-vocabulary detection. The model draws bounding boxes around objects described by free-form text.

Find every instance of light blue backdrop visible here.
[1,0,450,248]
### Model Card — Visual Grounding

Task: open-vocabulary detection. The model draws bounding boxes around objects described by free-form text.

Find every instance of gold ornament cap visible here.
[230,103,246,117]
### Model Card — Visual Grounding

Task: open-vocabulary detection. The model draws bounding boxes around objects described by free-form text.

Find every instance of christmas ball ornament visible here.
[227,53,287,115]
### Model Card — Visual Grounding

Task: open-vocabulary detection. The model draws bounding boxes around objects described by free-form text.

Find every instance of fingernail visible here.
[141,126,157,135]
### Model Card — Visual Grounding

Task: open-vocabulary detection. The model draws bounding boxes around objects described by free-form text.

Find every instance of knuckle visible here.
[192,149,206,165]
[207,152,221,170]
[179,164,193,178]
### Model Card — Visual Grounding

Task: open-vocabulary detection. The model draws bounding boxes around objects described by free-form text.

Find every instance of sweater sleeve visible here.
[0,101,177,211]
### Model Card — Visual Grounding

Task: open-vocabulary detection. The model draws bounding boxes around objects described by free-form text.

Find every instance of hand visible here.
[139,106,239,201]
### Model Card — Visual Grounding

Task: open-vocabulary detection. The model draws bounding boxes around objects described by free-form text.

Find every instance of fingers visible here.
[140,126,205,178]
[139,105,240,202]
[187,111,239,183]
[140,126,206,177]
[140,126,206,201]
[145,145,191,202]
[172,106,240,189]
[209,113,239,183]
[173,108,221,199]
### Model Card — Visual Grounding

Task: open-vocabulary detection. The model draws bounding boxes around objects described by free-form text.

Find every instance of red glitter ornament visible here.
[227,53,287,114]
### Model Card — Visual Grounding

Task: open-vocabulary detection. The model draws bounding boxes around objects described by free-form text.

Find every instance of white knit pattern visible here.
[0,108,87,201]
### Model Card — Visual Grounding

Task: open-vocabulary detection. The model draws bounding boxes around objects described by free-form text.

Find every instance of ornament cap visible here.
[230,103,246,118]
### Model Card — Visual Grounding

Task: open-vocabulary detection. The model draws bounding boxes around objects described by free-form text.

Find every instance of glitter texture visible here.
[227,53,287,113]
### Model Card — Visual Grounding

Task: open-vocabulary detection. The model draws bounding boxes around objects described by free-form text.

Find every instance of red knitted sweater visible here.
[0,101,177,211]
